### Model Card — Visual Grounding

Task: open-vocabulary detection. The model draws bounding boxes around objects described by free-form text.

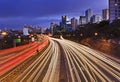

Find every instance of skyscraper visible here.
[62,16,67,24]
[50,22,56,34]
[85,9,93,23]
[23,24,29,36]
[79,16,86,25]
[109,0,120,21]
[91,15,102,23]
[71,17,78,31]
[102,9,109,20]
[60,16,67,28]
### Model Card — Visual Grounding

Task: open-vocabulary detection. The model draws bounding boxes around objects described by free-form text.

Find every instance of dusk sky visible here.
[0,0,108,29]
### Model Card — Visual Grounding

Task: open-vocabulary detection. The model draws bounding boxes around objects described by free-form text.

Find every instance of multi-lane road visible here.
[0,37,49,78]
[0,37,120,82]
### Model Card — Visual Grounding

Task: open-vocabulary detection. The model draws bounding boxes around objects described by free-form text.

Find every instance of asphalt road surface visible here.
[1,37,120,82]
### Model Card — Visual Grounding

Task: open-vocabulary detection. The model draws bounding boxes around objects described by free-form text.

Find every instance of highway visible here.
[0,37,120,82]
[0,42,37,63]
[0,37,49,77]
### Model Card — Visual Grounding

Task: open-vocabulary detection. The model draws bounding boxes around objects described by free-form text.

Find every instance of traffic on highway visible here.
[0,37,120,82]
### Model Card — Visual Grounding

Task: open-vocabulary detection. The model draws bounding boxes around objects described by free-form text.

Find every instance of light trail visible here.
[0,42,35,56]
[0,38,49,77]
[52,38,120,82]
[14,40,60,82]
[0,37,119,82]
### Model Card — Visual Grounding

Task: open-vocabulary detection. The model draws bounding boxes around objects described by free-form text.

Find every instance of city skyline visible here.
[0,0,108,29]
[0,1,120,81]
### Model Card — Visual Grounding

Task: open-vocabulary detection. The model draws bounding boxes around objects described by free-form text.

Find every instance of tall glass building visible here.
[85,9,93,23]
[109,0,120,21]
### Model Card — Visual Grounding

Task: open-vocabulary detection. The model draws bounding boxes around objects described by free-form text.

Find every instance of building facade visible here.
[50,22,56,34]
[85,9,93,23]
[23,24,29,36]
[91,14,102,23]
[71,17,78,31]
[102,9,109,20]
[60,16,67,28]
[79,16,86,25]
[109,0,120,21]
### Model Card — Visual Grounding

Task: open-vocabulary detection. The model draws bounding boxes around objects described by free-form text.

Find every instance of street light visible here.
[30,34,34,37]
[94,32,98,36]
[18,35,21,39]
[1,32,7,36]
[80,33,83,37]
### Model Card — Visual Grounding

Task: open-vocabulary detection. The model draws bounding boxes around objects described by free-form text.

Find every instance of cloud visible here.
[0,0,108,29]
[0,0,108,17]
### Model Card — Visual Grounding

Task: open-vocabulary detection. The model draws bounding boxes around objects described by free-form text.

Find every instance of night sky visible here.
[0,0,108,29]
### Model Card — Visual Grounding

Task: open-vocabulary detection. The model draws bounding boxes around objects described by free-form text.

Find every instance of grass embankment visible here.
[80,38,120,58]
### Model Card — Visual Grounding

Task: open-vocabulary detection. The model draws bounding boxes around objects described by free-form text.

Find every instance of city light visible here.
[115,3,118,6]
[18,36,21,39]
[80,33,83,37]
[1,32,7,36]
[94,32,98,36]
[0,0,120,82]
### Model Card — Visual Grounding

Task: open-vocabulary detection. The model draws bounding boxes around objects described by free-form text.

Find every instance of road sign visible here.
[15,39,21,43]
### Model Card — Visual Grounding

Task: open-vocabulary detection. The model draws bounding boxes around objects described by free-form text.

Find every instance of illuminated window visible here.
[62,16,66,18]
[117,17,120,19]
[115,3,118,6]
